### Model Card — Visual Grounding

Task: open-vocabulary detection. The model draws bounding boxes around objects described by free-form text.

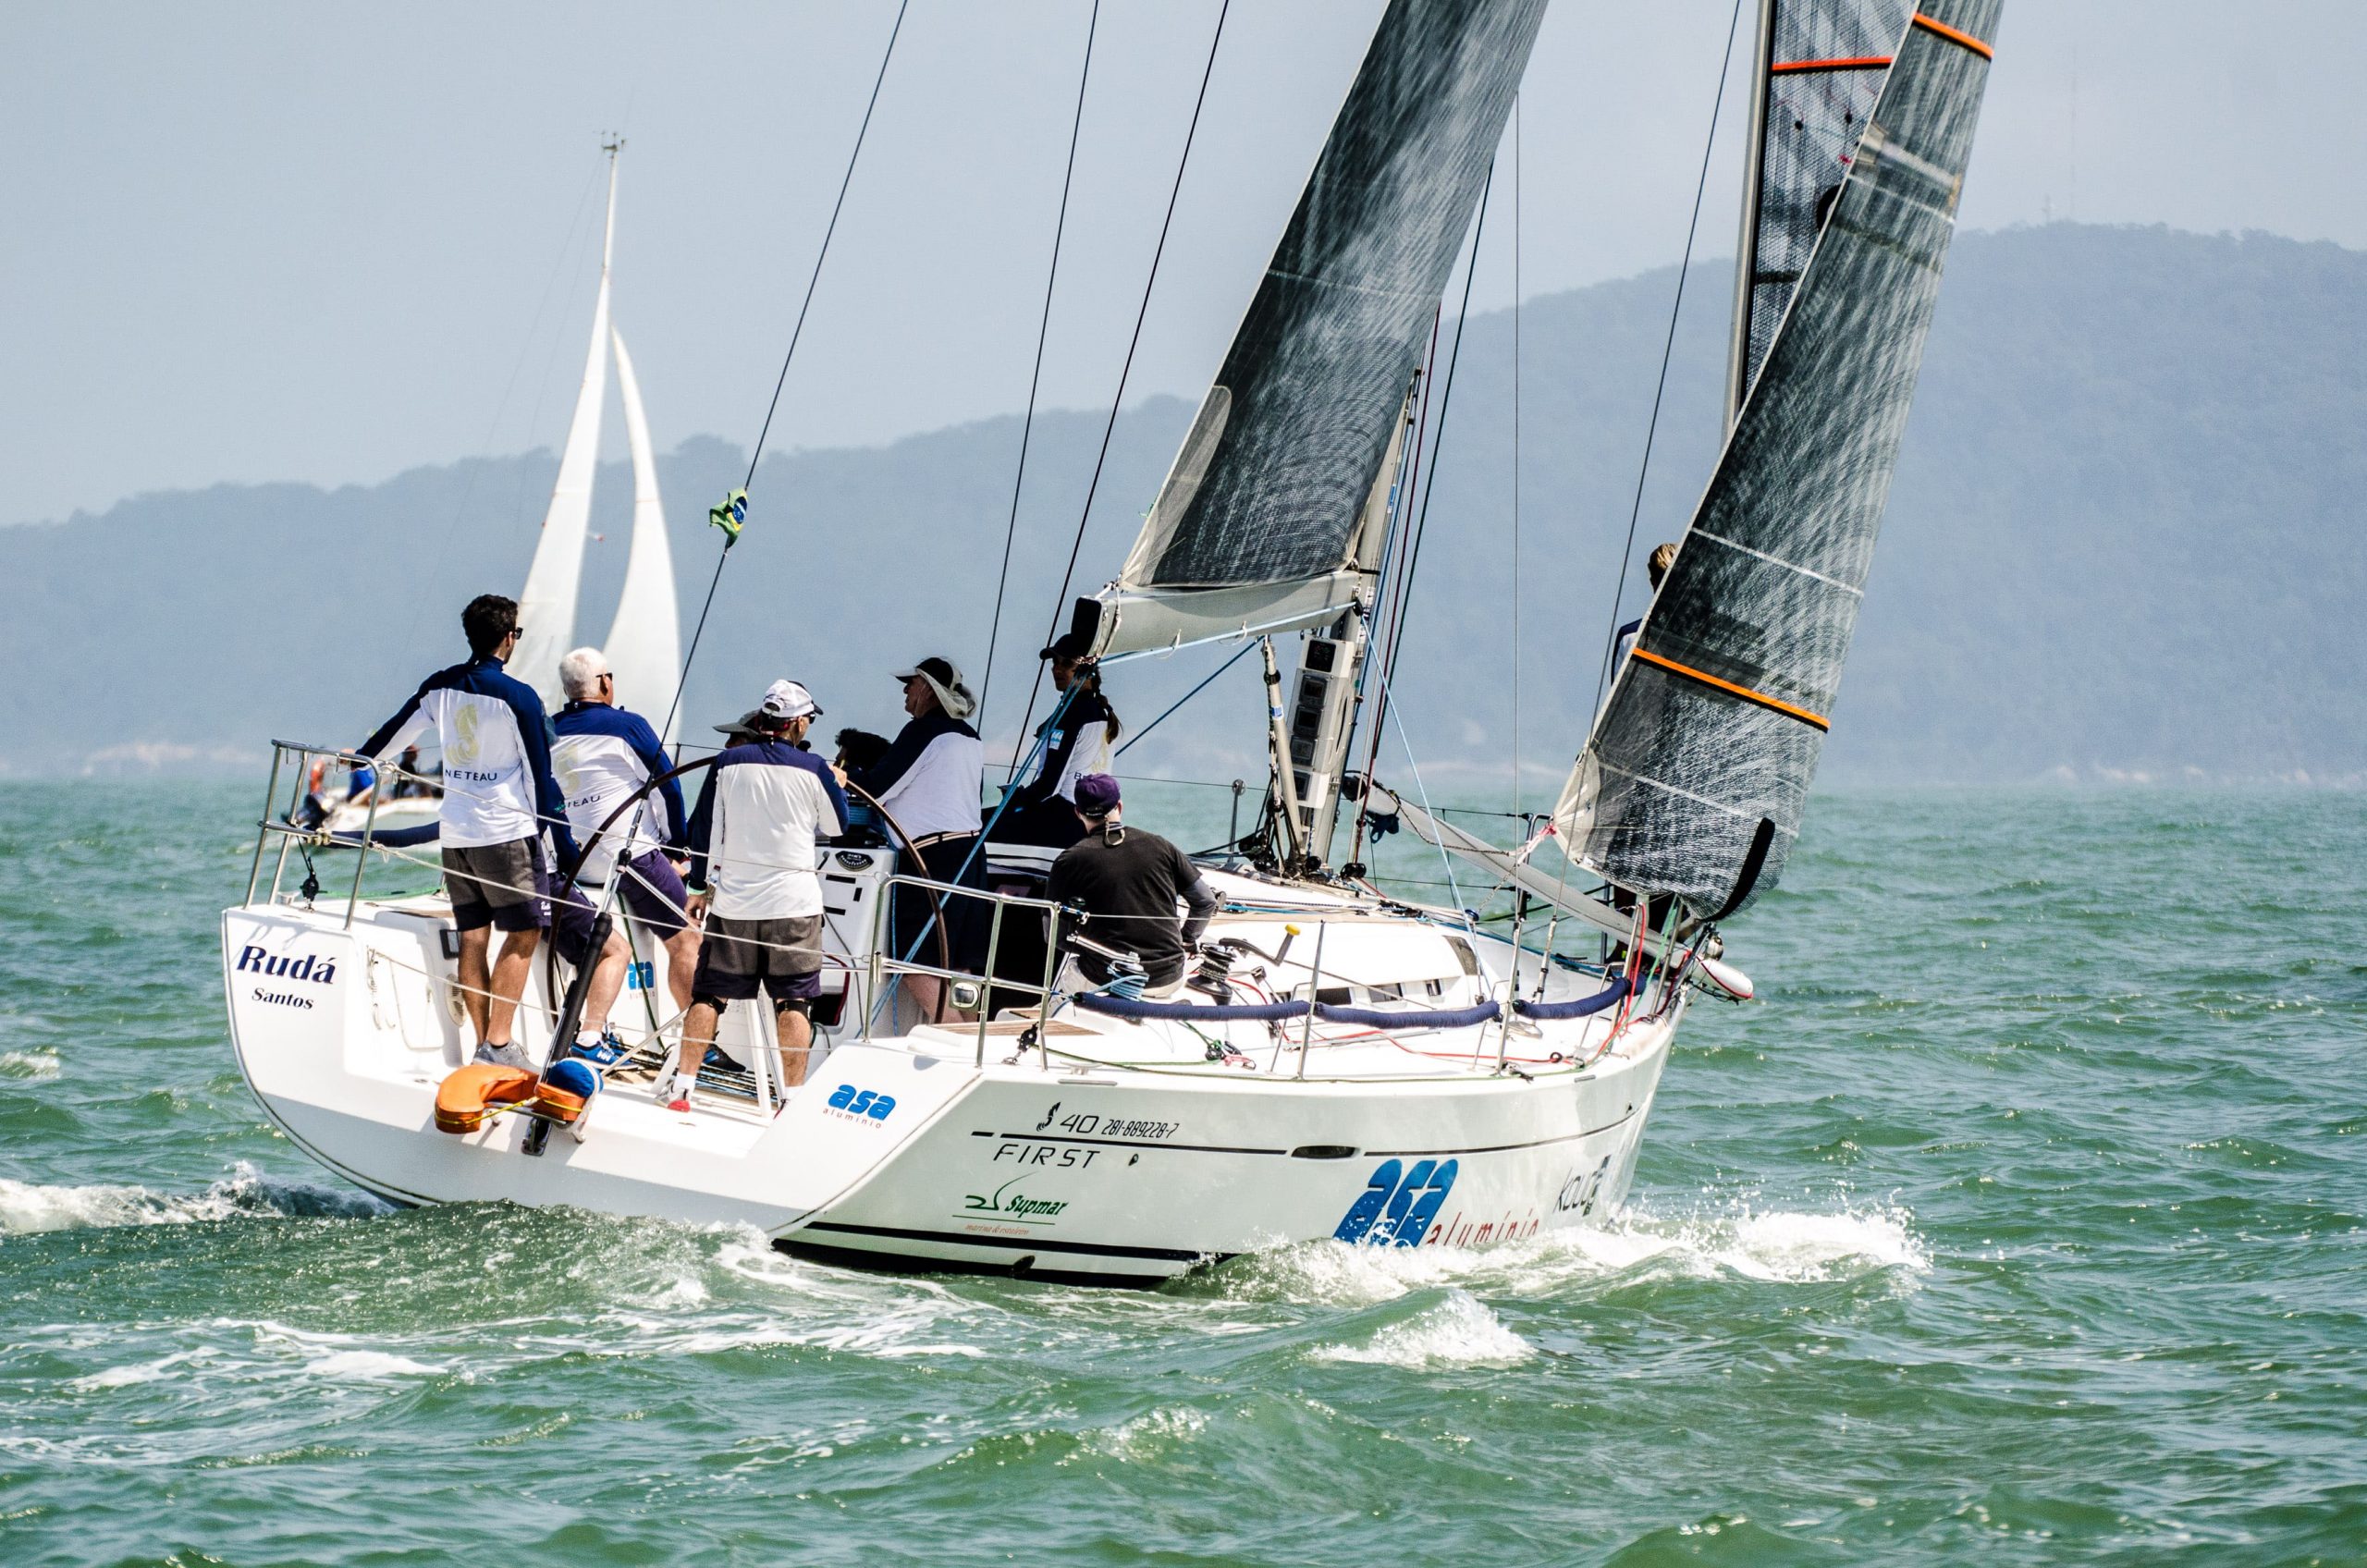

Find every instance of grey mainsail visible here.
[1554,0,2000,919]
[1729,0,1914,420]
[1085,0,1546,656]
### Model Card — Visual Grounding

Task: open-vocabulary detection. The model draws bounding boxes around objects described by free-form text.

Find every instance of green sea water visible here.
[2,779,2362,1566]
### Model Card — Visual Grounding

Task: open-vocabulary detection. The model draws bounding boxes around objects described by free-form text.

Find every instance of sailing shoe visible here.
[473,1041,534,1071]
[566,1032,629,1068]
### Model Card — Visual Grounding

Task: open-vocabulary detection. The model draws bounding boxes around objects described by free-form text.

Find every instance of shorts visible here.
[444,838,549,934]
[693,913,825,1003]
[889,834,986,971]
[612,848,691,938]
[549,882,604,968]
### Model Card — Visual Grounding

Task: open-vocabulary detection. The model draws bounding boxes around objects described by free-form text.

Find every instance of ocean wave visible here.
[0,1163,389,1237]
[1085,1404,1210,1461]
[0,1049,62,1081]
[1311,1290,1534,1369]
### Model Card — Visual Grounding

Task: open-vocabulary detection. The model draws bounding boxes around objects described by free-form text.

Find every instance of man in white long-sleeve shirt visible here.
[668,680,848,1110]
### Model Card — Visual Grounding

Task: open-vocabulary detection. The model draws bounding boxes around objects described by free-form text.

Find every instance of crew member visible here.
[838,656,985,1021]
[1046,773,1217,998]
[357,594,581,1069]
[993,631,1121,850]
[671,680,848,1110]
[1609,541,1680,686]
[552,647,701,1016]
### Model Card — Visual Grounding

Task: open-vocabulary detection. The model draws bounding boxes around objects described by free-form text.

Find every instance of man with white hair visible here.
[552,646,702,1018]
[671,680,849,1111]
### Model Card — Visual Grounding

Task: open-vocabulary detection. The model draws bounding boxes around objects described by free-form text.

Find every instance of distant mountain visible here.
[6,224,2362,789]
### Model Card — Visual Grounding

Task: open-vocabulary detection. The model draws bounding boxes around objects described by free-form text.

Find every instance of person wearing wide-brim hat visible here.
[835,656,987,1021]
[989,631,1123,852]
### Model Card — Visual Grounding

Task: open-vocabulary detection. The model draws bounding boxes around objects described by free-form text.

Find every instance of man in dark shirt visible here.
[1045,774,1217,997]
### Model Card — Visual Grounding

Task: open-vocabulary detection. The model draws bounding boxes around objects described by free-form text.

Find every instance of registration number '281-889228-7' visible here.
[1332,1158,1459,1247]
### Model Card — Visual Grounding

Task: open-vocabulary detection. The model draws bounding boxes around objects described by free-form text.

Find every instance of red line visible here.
[1912,12,1995,59]
[1770,55,1892,75]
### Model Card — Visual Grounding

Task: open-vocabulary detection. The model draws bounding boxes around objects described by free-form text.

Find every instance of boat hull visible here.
[225,897,1676,1287]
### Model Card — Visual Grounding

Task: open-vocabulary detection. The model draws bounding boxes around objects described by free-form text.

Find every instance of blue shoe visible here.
[566,1033,629,1067]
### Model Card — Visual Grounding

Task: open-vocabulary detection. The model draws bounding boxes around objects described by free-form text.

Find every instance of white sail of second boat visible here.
[602,324,681,745]
[509,141,681,734]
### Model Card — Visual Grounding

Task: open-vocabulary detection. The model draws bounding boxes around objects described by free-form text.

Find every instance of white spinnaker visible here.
[511,156,618,706]
[600,323,681,747]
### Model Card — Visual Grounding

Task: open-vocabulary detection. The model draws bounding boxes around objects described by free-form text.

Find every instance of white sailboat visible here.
[224,2,1999,1286]
[510,140,683,741]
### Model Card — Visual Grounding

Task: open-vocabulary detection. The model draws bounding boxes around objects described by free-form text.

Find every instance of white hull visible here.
[224,869,1681,1287]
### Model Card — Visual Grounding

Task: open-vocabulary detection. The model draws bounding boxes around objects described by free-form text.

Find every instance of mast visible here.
[511,139,620,706]
[1726,0,1777,430]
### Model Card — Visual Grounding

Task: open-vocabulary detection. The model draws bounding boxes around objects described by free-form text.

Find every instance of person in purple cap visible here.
[1045,773,1217,998]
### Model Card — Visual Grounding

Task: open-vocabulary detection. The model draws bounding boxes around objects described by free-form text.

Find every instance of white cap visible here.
[760,680,820,721]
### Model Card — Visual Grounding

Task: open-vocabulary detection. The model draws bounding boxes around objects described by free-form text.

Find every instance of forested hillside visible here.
[6,224,2361,788]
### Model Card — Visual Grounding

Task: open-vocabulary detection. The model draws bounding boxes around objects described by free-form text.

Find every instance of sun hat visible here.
[892,656,976,720]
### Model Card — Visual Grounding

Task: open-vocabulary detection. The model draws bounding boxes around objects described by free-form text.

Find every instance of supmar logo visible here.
[959,1179,1069,1225]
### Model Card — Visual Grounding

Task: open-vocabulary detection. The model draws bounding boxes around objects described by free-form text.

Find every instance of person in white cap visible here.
[836,655,984,1020]
[669,680,848,1111]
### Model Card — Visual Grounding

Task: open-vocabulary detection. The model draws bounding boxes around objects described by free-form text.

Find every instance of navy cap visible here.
[1073,773,1122,816]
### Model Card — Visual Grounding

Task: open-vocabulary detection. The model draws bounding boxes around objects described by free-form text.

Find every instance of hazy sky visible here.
[4,1,2361,528]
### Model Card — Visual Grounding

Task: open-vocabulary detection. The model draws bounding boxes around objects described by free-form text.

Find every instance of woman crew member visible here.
[839,656,985,1020]
[993,631,1121,851]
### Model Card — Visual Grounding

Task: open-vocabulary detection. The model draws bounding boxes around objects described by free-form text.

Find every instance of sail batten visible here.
[1090,0,1547,655]
[1557,0,1999,920]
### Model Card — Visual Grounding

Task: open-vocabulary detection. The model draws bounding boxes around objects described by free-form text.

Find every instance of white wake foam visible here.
[1313,1289,1534,1369]
[0,1163,389,1236]
[1224,1201,1930,1305]
[0,1049,62,1081]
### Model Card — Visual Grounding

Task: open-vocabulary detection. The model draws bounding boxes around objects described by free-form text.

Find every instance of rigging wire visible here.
[1586,0,1748,720]
[1113,638,1257,759]
[975,0,1101,731]
[1509,96,1522,815]
[657,0,911,748]
[1005,0,1234,786]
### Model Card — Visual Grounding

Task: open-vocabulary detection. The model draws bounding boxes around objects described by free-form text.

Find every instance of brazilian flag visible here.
[708,489,749,545]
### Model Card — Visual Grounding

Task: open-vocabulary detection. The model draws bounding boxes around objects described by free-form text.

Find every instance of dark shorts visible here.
[549,882,605,969]
[889,834,986,970]
[444,839,549,934]
[611,849,691,938]
[693,913,825,1003]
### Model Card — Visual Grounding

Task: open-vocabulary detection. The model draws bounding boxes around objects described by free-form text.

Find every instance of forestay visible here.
[1085,0,1547,657]
[1555,1,2000,919]
[1730,0,1913,417]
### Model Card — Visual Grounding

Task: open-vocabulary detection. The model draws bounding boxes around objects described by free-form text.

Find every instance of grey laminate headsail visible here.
[1085,0,1547,656]
[1555,1,2002,919]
